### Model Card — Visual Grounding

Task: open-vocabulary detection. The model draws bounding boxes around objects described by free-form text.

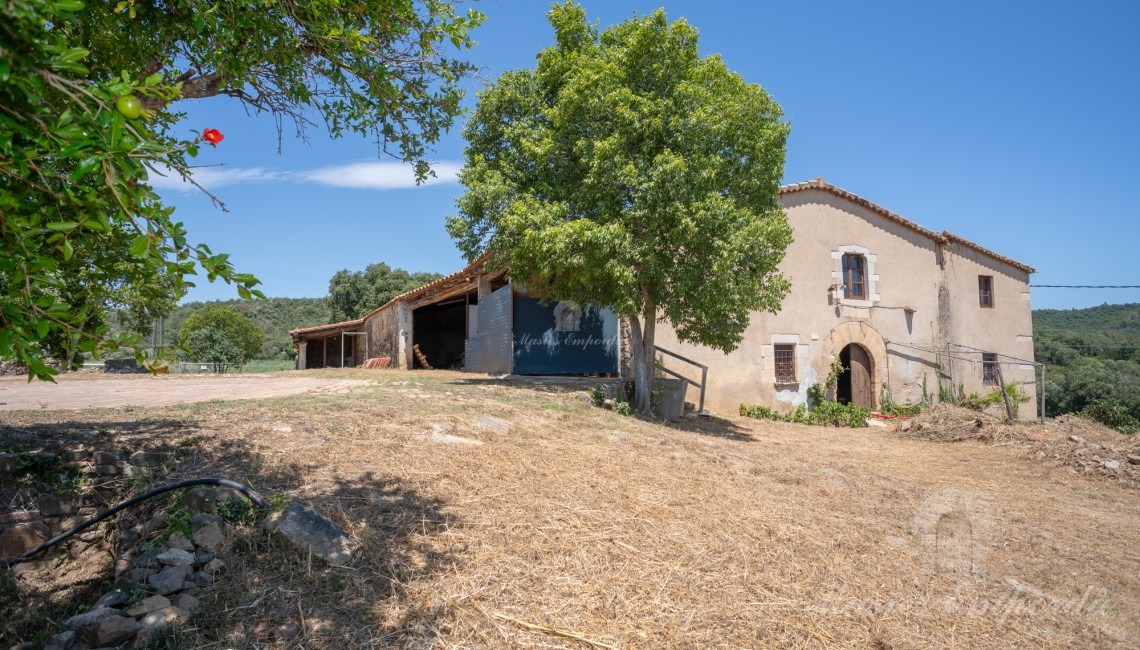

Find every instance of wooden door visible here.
[848,345,873,407]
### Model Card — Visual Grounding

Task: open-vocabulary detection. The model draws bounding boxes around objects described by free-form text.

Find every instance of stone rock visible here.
[93,589,132,610]
[0,453,16,474]
[178,584,201,598]
[134,550,159,567]
[60,515,86,531]
[125,595,170,617]
[9,642,34,650]
[65,608,119,631]
[156,548,194,566]
[96,615,140,646]
[43,630,75,650]
[61,447,90,462]
[189,513,223,531]
[1068,435,1087,445]
[263,501,360,567]
[430,431,483,446]
[137,606,189,633]
[171,593,200,615]
[39,493,78,516]
[128,451,169,467]
[192,522,226,553]
[475,415,509,432]
[0,521,49,557]
[92,451,120,465]
[273,623,302,641]
[127,568,148,583]
[147,564,191,595]
[1128,455,1140,465]
[1104,460,1121,471]
[165,532,194,552]
[193,549,215,567]
[142,515,166,537]
[191,570,215,586]
[93,464,120,476]
[0,510,40,525]
[203,558,226,574]
[271,422,293,433]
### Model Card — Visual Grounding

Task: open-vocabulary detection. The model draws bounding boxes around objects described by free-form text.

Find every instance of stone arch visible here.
[822,321,887,409]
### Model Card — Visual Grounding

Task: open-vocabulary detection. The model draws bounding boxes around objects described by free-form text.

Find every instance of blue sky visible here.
[153,0,1140,311]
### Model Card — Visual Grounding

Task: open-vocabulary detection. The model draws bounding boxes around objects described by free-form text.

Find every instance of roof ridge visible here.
[779,179,1035,274]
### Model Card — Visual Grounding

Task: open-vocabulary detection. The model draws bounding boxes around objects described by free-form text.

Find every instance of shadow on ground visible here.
[0,419,461,649]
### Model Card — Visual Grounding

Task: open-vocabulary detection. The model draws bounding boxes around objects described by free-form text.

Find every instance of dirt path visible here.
[0,374,371,411]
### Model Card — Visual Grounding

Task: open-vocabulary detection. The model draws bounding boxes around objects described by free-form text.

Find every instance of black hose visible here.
[2,478,268,567]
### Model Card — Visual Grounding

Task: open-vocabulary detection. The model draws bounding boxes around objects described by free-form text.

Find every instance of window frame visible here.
[773,343,797,384]
[982,352,998,386]
[978,275,995,309]
[842,253,866,300]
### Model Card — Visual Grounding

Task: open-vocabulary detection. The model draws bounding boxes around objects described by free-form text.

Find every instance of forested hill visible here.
[1034,303,1140,432]
[160,298,330,360]
[1035,303,1140,335]
[1035,304,1140,361]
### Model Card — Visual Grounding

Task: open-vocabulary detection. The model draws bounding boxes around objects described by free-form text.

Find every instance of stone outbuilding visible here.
[291,254,620,376]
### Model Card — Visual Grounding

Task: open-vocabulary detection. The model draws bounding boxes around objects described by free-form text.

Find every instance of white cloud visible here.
[146,160,461,193]
[301,161,462,190]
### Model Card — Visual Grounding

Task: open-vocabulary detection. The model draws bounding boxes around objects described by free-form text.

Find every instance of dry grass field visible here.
[3,368,1139,648]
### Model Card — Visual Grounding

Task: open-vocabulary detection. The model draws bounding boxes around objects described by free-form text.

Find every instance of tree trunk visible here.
[627,297,657,415]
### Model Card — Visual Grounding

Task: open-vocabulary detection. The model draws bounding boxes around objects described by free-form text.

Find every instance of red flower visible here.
[202,128,224,145]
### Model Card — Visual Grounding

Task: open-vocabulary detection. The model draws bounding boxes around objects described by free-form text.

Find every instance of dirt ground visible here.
[2,369,1139,649]
[0,371,371,411]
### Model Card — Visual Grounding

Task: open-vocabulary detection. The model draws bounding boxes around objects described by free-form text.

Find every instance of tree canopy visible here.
[0,0,483,379]
[447,2,792,412]
[1034,303,1140,432]
[328,263,443,322]
[178,305,263,366]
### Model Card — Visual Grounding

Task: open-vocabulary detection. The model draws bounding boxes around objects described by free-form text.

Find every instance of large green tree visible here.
[448,2,792,413]
[1,0,482,379]
[327,262,443,321]
[178,305,263,367]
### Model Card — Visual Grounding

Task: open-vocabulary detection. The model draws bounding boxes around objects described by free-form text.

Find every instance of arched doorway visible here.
[837,344,874,407]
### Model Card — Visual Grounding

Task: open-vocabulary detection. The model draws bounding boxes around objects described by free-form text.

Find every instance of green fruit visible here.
[116,95,143,119]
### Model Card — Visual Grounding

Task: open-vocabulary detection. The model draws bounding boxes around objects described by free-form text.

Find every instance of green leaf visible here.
[129,235,150,257]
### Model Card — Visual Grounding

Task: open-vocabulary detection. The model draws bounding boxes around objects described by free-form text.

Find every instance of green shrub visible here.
[1082,400,1140,434]
[614,401,631,416]
[740,401,868,428]
[590,384,606,408]
[960,382,1031,412]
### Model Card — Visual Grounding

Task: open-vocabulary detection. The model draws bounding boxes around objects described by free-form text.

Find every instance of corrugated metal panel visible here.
[513,298,619,375]
[464,285,512,373]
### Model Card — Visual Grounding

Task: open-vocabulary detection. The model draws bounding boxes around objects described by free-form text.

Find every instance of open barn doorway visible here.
[411,299,467,369]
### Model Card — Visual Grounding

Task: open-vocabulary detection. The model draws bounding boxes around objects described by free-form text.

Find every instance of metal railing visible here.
[654,346,709,414]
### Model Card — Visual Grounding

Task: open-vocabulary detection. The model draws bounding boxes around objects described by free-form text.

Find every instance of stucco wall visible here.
[654,188,1037,418]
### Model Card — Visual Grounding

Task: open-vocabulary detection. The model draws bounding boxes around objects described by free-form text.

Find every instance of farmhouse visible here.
[655,179,1038,418]
[292,179,1037,419]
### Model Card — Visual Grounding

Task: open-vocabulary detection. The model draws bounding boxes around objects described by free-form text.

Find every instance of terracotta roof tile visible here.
[289,318,363,339]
